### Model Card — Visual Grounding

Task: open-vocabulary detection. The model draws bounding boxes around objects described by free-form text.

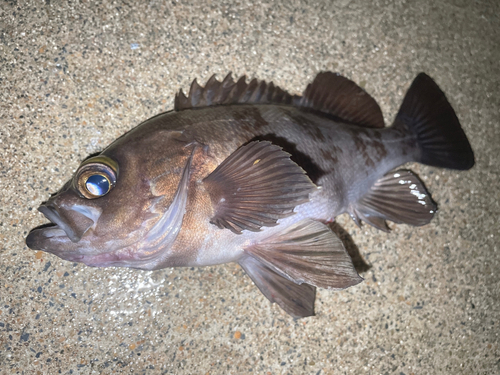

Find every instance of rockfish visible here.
[26,72,474,317]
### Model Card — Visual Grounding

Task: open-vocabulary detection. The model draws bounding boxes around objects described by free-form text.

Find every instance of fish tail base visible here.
[394,73,474,170]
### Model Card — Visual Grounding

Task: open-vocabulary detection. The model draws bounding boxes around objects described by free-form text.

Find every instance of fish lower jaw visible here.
[26,224,72,251]
[64,247,169,269]
[40,225,68,239]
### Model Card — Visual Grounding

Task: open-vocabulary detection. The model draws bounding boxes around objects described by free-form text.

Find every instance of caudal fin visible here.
[395,73,475,170]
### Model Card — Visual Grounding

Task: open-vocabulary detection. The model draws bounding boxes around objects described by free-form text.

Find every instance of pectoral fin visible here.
[349,170,437,231]
[203,141,316,234]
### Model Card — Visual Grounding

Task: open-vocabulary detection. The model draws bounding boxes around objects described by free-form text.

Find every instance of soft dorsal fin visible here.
[175,72,385,129]
[174,73,298,111]
[294,72,385,128]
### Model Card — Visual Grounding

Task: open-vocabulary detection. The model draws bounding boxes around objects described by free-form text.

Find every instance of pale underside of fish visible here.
[26,72,474,317]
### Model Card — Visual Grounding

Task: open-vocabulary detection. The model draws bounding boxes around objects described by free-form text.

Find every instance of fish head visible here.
[26,128,196,269]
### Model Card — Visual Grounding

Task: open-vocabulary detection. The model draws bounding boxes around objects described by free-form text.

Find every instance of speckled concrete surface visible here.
[1,0,499,374]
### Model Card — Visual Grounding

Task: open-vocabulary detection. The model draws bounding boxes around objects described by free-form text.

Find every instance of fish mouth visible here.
[25,221,72,252]
[37,205,82,243]
[26,203,99,253]
[25,225,86,263]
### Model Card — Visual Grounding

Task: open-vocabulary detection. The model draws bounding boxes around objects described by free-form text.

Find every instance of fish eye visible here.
[85,174,111,196]
[74,156,118,199]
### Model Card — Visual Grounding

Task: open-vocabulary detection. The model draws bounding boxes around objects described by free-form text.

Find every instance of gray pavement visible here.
[1,0,498,373]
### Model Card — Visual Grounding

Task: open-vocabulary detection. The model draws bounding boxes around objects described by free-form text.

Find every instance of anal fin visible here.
[349,170,437,231]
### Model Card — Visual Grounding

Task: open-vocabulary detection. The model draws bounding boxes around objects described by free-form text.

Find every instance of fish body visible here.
[26,72,474,317]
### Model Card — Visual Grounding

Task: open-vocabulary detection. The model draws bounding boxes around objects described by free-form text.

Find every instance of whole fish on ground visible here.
[26,72,474,317]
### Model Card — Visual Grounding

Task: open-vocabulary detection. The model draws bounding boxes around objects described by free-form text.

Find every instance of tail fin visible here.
[394,73,474,170]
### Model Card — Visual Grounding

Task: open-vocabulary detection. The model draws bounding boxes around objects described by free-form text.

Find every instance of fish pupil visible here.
[85,174,110,196]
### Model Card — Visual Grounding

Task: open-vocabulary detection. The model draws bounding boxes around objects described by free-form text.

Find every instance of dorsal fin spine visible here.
[173,72,385,129]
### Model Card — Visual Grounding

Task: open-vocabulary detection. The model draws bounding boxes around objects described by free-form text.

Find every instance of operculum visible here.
[134,146,196,266]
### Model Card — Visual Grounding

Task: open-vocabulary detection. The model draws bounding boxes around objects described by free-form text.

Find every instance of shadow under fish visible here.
[26,71,474,318]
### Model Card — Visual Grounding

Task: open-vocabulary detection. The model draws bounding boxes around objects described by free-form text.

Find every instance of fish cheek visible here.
[89,162,155,243]
[93,133,193,248]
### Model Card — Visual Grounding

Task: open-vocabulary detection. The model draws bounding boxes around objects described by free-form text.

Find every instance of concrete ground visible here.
[1,0,499,373]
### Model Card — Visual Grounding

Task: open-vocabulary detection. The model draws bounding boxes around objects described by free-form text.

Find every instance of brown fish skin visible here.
[23,104,441,265]
[26,72,474,317]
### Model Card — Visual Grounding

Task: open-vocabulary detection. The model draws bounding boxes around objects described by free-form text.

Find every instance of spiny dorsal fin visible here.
[294,72,385,128]
[174,73,297,111]
[175,72,385,129]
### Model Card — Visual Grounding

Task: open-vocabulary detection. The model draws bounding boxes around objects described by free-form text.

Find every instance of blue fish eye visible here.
[75,157,118,199]
[85,174,110,196]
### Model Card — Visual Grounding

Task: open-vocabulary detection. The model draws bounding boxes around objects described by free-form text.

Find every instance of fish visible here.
[26,72,474,318]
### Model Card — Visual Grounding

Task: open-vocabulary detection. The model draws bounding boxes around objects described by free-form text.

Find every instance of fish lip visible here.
[25,223,71,251]
[26,227,45,250]
[38,205,81,243]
